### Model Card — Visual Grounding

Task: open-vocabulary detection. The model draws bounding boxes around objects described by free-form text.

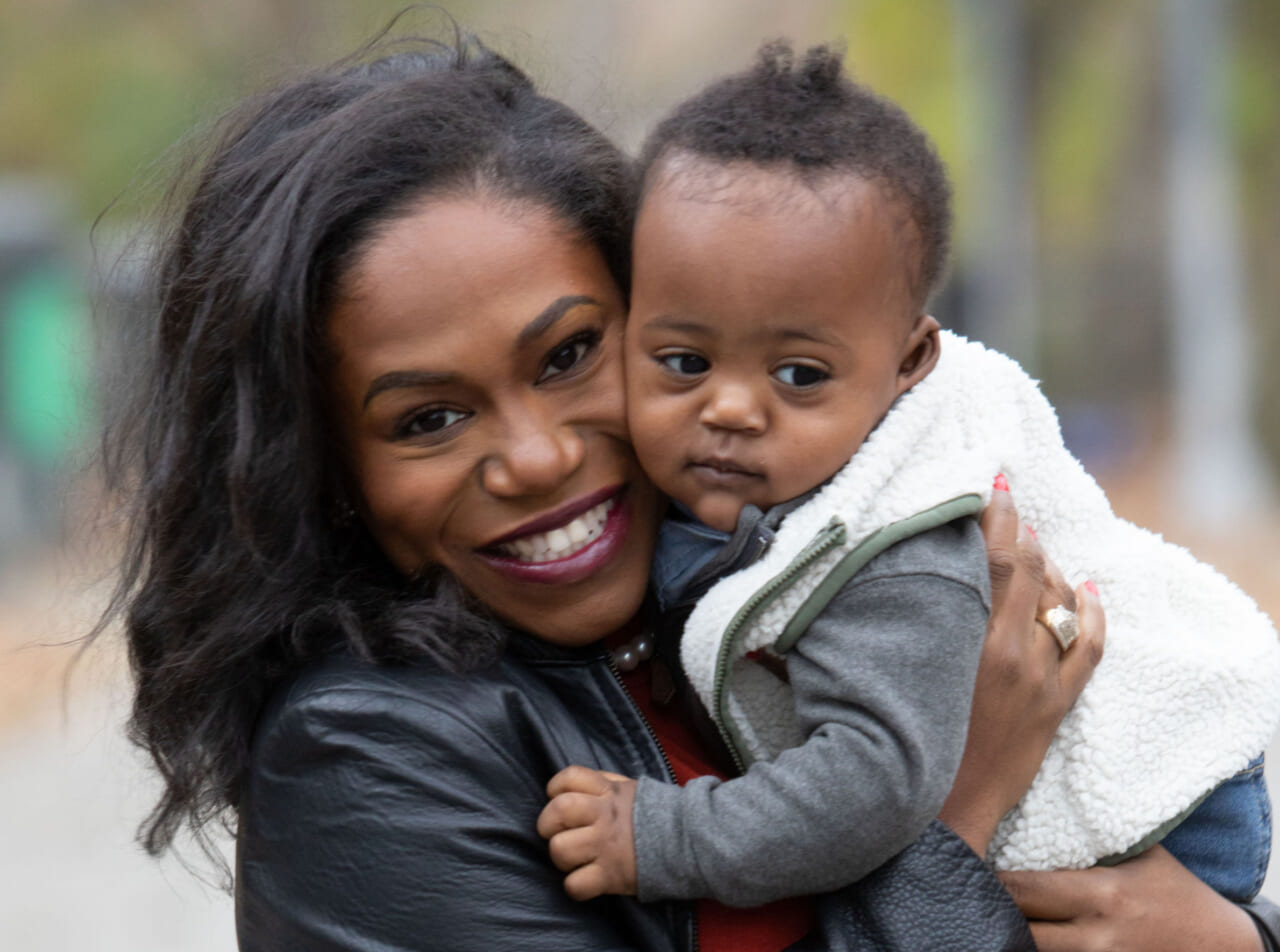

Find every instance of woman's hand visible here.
[938,480,1106,856]
[999,845,1264,952]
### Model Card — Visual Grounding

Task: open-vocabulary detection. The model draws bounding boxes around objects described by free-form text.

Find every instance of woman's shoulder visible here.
[253,649,546,760]
[240,650,561,862]
[244,640,669,814]
[274,648,513,709]
[237,646,688,952]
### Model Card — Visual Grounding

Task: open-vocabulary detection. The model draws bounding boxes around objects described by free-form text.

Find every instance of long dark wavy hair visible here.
[96,28,634,865]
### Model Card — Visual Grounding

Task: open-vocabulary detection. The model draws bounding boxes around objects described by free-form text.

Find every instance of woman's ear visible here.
[895,314,941,395]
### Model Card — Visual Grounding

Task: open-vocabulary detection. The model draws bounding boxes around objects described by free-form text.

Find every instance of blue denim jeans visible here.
[1161,754,1272,902]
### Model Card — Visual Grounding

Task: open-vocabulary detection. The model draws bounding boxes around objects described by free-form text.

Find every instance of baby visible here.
[538,42,1280,908]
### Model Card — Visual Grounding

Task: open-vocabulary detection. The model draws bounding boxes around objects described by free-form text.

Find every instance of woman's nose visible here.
[699,381,767,434]
[482,404,585,498]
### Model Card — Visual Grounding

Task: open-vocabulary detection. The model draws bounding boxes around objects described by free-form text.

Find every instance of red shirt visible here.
[618,660,813,952]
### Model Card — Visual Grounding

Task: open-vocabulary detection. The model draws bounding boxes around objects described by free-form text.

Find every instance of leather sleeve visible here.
[795,821,1035,952]
[234,673,672,952]
[1244,896,1280,952]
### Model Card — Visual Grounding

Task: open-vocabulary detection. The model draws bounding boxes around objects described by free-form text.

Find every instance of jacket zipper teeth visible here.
[603,655,698,952]
[605,654,678,786]
[710,520,848,775]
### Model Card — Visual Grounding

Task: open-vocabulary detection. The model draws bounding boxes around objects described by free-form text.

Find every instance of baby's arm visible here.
[635,519,990,907]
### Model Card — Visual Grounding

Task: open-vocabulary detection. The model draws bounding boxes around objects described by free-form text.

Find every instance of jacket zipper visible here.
[709,518,848,775]
[605,654,678,784]
[604,654,698,952]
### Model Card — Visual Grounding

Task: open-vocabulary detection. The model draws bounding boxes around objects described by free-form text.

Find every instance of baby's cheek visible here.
[627,404,675,467]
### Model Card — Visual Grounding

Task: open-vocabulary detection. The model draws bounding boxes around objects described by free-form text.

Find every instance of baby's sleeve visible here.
[633,517,990,907]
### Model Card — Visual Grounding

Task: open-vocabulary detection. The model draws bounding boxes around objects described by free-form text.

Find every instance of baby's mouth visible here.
[688,456,764,480]
[489,496,616,563]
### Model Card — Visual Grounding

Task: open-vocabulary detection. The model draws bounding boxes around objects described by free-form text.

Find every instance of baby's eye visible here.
[538,332,600,383]
[396,406,470,440]
[658,353,710,376]
[773,364,829,388]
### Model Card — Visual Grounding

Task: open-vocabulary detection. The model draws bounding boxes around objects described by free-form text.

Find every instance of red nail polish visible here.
[1025,524,1037,540]
[1085,580,1098,595]
[993,473,1010,492]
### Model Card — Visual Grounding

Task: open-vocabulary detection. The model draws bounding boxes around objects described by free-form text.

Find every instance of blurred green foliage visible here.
[1,263,91,464]
[5,0,1274,253]
[0,0,476,217]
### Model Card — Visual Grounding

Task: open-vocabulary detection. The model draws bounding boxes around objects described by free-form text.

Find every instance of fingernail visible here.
[993,473,1010,492]
[1085,580,1098,596]
[1024,523,1037,540]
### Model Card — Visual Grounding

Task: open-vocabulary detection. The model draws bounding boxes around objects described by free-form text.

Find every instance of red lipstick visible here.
[477,486,631,585]
[485,484,621,547]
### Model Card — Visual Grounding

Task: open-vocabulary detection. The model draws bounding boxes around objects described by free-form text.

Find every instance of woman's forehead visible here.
[327,194,622,380]
[340,196,562,298]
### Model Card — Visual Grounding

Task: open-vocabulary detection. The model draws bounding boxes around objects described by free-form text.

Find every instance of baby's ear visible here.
[896,314,941,393]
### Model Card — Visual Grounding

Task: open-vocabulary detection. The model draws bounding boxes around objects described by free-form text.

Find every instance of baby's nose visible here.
[700,382,766,433]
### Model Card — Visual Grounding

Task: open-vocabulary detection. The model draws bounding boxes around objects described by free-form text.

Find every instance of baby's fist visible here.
[536,765,639,900]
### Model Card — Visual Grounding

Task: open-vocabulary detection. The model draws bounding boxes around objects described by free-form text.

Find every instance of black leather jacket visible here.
[235,634,1035,951]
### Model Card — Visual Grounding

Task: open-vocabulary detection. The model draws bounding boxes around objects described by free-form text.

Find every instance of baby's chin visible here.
[680,494,751,534]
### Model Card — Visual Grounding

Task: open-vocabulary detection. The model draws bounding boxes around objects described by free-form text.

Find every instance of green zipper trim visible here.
[774,494,984,654]
[711,494,984,771]
[711,517,847,774]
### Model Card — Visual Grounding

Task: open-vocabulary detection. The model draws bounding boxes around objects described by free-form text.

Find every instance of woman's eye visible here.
[397,406,469,439]
[774,364,829,388]
[537,332,598,383]
[658,353,710,376]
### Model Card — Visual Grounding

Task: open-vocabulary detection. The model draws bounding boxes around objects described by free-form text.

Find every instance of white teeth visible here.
[497,497,616,563]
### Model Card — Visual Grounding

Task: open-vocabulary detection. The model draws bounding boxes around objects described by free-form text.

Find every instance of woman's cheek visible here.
[580,347,631,439]
[357,461,456,575]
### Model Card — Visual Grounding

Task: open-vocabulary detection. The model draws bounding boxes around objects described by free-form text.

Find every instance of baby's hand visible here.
[536,765,638,900]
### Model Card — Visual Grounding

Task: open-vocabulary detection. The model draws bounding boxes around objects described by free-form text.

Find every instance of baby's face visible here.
[625,160,937,531]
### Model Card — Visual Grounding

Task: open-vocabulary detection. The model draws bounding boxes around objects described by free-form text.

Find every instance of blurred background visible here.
[1,0,1277,947]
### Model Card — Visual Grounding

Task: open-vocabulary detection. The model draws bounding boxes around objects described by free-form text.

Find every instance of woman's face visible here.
[328,193,659,646]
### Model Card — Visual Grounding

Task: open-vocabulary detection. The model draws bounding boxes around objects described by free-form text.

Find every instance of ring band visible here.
[1039,605,1080,652]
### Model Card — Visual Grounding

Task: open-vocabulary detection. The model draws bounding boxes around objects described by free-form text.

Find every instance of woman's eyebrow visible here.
[516,294,599,347]
[363,369,457,409]
[361,296,600,408]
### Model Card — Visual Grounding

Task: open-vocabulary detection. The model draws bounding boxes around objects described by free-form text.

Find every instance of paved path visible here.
[1,684,235,950]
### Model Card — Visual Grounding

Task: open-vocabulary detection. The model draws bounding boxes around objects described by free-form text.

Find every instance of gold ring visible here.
[1038,605,1079,652]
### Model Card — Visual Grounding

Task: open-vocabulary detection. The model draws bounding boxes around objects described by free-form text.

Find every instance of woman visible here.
[102,32,1277,951]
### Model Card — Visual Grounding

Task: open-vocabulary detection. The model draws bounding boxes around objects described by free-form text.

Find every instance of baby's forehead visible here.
[644,153,892,221]
[637,154,920,317]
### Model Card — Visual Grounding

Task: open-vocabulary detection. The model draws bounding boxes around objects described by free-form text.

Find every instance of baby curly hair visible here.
[638,40,953,308]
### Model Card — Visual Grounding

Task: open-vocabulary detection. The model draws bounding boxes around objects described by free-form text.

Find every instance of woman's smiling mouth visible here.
[477,485,632,583]
[494,495,615,562]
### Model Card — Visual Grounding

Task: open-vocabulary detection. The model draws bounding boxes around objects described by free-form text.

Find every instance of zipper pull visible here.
[650,657,677,707]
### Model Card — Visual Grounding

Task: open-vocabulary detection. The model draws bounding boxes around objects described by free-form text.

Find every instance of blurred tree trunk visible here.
[1164,0,1271,525]
[951,0,1038,369]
